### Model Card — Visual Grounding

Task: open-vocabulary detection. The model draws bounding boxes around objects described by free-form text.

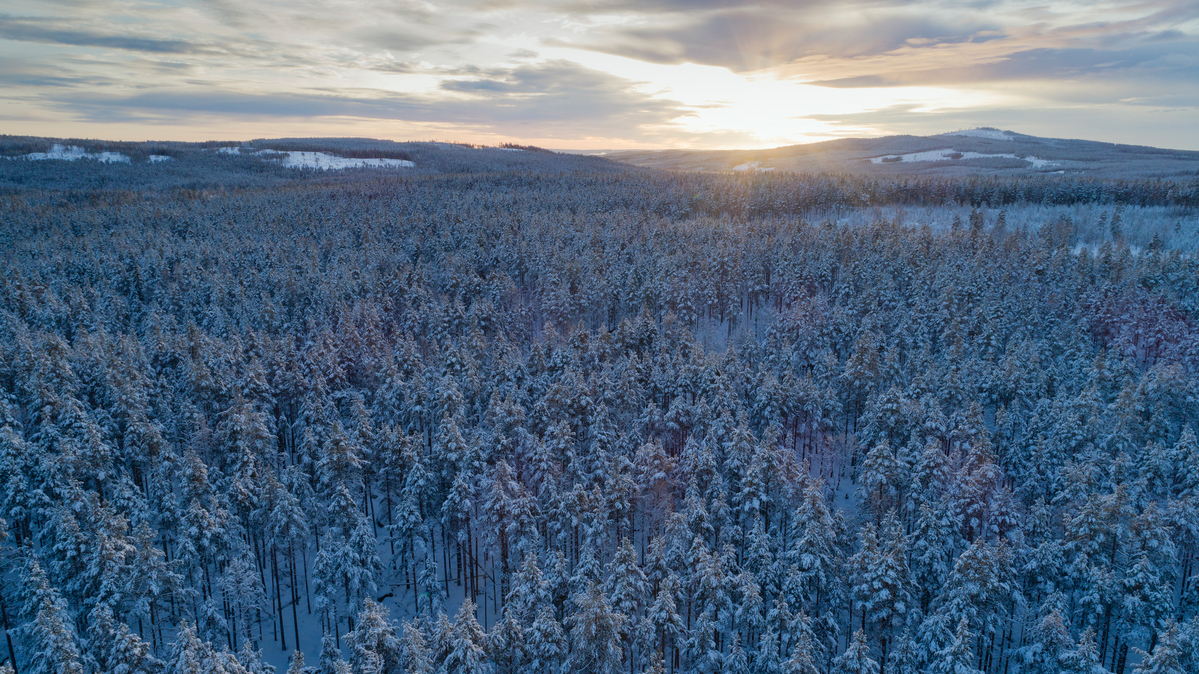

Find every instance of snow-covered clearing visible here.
[148,155,173,163]
[272,151,415,170]
[6,144,131,163]
[212,147,415,170]
[869,148,1057,168]
[732,161,774,172]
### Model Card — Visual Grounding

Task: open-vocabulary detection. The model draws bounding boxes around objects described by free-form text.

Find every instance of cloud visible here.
[807,42,1199,91]
[552,6,999,72]
[34,60,686,140]
[0,15,216,54]
[438,60,684,129]
[545,0,1199,83]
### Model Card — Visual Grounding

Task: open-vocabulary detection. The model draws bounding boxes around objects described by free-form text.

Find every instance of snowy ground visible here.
[270,151,415,170]
[868,148,1056,168]
[6,144,131,163]
[732,161,775,172]
[214,146,415,170]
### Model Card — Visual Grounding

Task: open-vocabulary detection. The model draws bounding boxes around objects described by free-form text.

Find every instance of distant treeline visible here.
[659,173,1199,217]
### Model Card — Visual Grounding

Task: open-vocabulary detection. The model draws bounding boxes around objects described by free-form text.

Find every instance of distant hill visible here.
[587,129,1199,180]
[0,135,638,192]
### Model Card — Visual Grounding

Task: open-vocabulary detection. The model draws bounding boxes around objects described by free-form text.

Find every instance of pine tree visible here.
[832,631,879,674]
[1023,607,1072,674]
[347,600,402,674]
[724,633,749,674]
[942,539,1015,648]
[87,604,164,674]
[791,480,840,613]
[482,459,529,603]
[927,618,982,674]
[526,606,567,674]
[505,554,548,623]
[1122,550,1173,647]
[317,633,347,674]
[753,631,783,674]
[859,441,901,518]
[235,643,274,674]
[443,600,488,674]
[163,623,249,674]
[1058,628,1109,674]
[487,614,525,674]
[605,539,648,668]
[1133,623,1185,674]
[643,575,684,666]
[783,630,822,674]
[568,583,626,674]
[400,620,434,674]
[684,609,721,674]
[287,651,307,674]
[219,554,267,650]
[17,557,84,674]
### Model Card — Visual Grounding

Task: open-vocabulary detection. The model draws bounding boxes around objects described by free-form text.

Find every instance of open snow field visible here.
[216,146,415,170]
[6,143,131,163]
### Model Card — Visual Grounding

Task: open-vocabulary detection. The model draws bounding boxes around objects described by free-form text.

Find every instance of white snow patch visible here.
[869,148,1057,168]
[942,128,1014,141]
[213,147,414,170]
[269,151,415,170]
[7,144,131,163]
[148,155,172,163]
[732,161,775,172]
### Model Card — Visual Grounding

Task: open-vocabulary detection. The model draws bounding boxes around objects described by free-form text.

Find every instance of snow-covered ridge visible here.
[941,128,1014,141]
[215,146,415,170]
[869,148,1057,169]
[5,144,131,163]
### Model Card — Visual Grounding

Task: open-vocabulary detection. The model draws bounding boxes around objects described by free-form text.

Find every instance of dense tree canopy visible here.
[1,160,1197,674]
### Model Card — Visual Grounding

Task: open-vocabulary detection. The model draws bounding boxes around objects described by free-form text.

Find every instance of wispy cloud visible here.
[0,15,218,54]
[24,60,687,142]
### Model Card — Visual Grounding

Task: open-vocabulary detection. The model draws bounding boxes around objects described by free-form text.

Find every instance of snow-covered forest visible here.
[1,163,1198,674]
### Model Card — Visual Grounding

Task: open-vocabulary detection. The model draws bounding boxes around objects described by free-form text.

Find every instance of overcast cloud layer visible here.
[1,0,1196,149]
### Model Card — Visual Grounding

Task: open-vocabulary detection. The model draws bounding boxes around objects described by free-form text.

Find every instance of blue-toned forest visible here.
[1,144,1198,674]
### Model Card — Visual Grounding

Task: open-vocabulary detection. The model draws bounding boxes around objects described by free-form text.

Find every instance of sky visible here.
[1,0,1197,150]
